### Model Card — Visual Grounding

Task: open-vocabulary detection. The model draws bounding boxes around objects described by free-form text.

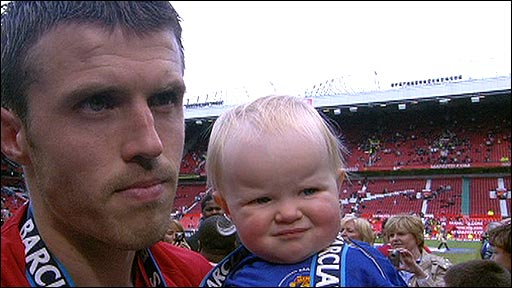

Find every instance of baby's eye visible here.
[250,197,271,205]
[302,188,318,196]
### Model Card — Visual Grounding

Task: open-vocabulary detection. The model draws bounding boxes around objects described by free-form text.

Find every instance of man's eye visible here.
[78,94,116,112]
[149,91,177,107]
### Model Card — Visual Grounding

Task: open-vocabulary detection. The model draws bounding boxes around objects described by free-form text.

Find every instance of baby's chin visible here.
[247,230,339,263]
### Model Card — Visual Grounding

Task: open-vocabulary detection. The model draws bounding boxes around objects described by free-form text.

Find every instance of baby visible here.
[201,95,405,287]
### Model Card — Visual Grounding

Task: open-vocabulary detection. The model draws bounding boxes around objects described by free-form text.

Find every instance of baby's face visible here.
[218,130,342,264]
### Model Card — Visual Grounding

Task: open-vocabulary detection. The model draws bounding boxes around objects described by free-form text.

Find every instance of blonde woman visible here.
[163,219,192,250]
[340,215,376,245]
[384,214,452,287]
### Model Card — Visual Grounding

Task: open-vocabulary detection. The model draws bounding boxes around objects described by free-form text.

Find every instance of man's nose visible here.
[121,103,163,163]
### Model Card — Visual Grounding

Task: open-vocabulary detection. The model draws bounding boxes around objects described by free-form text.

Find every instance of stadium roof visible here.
[184,74,511,121]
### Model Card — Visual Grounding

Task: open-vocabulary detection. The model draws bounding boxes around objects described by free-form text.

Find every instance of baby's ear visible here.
[213,190,230,216]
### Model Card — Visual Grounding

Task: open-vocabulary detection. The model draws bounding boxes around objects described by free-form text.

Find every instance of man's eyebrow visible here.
[64,83,124,106]
[154,79,186,96]
[63,79,186,106]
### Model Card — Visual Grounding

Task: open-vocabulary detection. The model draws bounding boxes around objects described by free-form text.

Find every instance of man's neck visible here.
[44,232,137,286]
[29,204,138,286]
[59,247,137,287]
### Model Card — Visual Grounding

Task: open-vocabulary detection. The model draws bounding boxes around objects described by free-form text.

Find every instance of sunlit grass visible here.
[425,239,482,265]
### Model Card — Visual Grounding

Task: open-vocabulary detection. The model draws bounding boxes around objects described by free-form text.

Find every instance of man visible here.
[187,193,225,251]
[1,2,212,286]
[437,229,450,251]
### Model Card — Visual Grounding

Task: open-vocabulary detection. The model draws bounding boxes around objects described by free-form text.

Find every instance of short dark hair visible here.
[444,259,511,287]
[201,193,215,212]
[198,215,237,252]
[489,222,511,254]
[1,1,184,124]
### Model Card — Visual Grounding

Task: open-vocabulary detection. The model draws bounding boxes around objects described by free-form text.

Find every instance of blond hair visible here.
[169,219,185,233]
[206,95,347,191]
[340,215,376,245]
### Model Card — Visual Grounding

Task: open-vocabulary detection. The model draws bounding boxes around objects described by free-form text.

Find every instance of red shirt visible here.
[1,204,213,287]
[377,243,392,256]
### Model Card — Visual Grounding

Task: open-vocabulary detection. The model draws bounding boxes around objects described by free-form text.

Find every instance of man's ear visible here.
[212,189,230,216]
[1,107,30,165]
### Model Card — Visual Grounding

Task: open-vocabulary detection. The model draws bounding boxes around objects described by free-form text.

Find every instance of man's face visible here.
[19,23,185,249]
[202,200,224,218]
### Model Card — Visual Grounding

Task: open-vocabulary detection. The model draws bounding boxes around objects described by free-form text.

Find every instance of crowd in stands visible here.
[177,95,511,177]
[1,186,28,226]
[180,149,207,176]
[338,98,510,170]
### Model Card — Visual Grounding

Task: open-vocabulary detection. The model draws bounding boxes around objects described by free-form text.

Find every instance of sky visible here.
[171,1,511,104]
[2,1,511,104]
